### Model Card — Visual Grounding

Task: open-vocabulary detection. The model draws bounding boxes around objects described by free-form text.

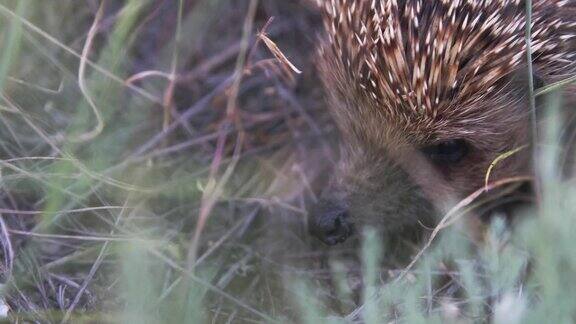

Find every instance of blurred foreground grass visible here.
[0,0,575,323]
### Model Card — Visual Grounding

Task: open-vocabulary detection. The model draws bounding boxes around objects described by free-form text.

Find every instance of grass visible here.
[0,0,575,323]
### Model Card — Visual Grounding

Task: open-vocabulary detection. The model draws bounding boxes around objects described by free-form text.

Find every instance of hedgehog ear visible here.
[532,72,545,91]
[509,69,545,92]
[507,69,546,104]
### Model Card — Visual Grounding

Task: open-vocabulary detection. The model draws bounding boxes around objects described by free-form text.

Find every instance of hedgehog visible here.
[308,0,576,245]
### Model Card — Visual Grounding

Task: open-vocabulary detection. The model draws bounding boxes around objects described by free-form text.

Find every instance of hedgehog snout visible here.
[309,199,354,245]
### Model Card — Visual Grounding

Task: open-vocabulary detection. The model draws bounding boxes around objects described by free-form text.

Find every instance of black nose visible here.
[309,201,353,245]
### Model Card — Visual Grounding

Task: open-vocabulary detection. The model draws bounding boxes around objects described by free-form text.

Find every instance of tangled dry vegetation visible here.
[1,0,576,323]
[0,0,344,322]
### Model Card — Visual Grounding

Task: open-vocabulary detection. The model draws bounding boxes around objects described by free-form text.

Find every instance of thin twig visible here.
[162,0,184,130]
[72,0,106,143]
[8,230,150,243]
[0,213,14,280]
[525,0,541,202]
[0,206,132,215]
[484,145,527,191]
[536,75,576,97]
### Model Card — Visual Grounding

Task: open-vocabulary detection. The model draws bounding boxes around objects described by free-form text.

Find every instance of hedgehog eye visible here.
[421,139,469,164]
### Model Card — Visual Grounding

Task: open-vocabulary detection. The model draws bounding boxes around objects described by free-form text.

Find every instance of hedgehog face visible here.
[309,105,531,245]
